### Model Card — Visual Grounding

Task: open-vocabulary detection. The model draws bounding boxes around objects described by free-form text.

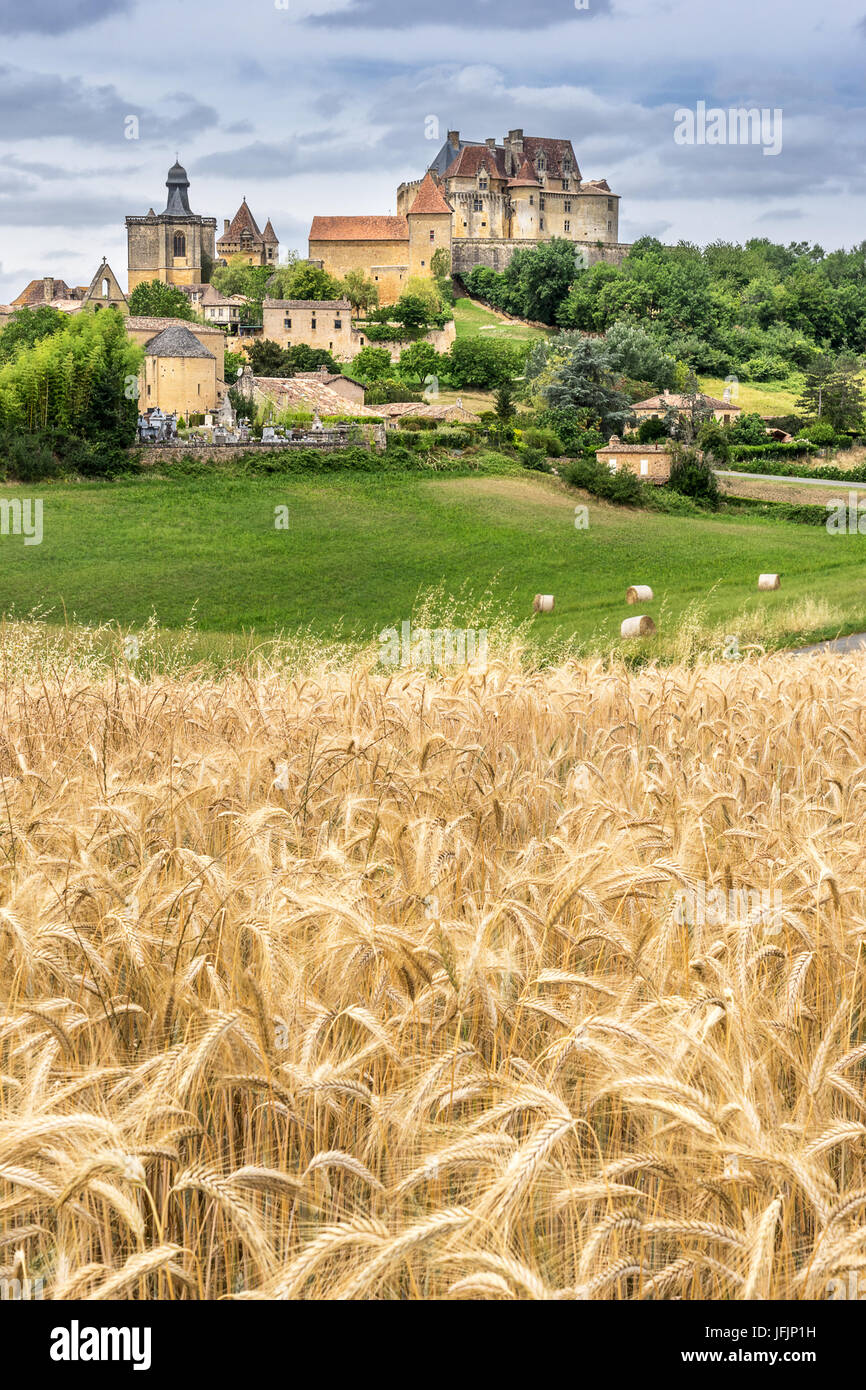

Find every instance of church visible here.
[125,162,218,291]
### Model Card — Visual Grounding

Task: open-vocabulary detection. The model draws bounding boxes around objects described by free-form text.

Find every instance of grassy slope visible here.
[453,297,549,344]
[4,470,866,659]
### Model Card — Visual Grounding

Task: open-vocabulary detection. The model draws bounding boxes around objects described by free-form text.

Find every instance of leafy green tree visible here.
[267,262,345,301]
[0,308,142,443]
[0,305,66,365]
[796,355,865,433]
[495,382,515,423]
[246,339,291,375]
[667,444,721,507]
[128,281,195,320]
[730,411,771,445]
[350,346,393,382]
[398,341,440,383]
[697,418,731,464]
[342,269,379,314]
[446,337,526,390]
[523,332,632,436]
[390,293,433,330]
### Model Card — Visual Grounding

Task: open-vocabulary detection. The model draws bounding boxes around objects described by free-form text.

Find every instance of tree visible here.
[350,346,393,383]
[246,339,291,376]
[342,269,379,314]
[267,262,344,301]
[667,444,721,507]
[797,355,865,433]
[127,281,195,320]
[523,332,633,436]
[697,417,731,464]
[389,292,433,330]
[398,341,440,384]
[495,382,515,423]
[0,305,66,365]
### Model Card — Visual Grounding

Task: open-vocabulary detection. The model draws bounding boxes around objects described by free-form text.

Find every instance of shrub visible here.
[667,446,721,507]
[637,416,669,444]
[564,456,644,505]
[519,446,549,472]
[521,427,563,457]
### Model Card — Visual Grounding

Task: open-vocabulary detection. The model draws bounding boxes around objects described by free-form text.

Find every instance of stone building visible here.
[11,259,128,315]
[596,437,674,484]
[261,297,357,355]
[631,390,742,427]
[395,128,623,276]
[308,172,452,306]
[216,200,279,266]
[126,162,217,292]
[140,324,219,417]
[126,315,225,404]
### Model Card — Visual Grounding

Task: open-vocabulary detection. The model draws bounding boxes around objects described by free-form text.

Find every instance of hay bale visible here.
[758,574,781,591]
[626,584,654,605]
[621,615,657,639]
[533,595,555,613]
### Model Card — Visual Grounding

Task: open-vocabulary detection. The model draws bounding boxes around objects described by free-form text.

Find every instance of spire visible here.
[164,160,192,215]
[408,171,453,216]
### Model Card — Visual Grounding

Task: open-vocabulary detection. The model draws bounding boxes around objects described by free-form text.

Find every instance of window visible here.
[539,218,544,231]
[640,460,649,477]
[564,199,572,213]
[479,178,487,191]
[539,194,545,209]
[608,198,614,210]
[429,230,435,241]
[173,231,186,258]
[311,317,317,329]
[608,459,617,473]
[564,220,570,233]
[102,278,110,297]
[473,196,483,211]
[562,179,570,191]
[147,384,151,397]
[607,221,612,232]
[334,319,342,329]
[420,260,425,267]
[268,247,274,259]
[529,195,533,205]
[284,318,292,329]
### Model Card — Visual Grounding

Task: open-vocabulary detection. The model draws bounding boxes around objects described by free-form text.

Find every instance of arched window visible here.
[173,231,186,258]
[102,278,110,298]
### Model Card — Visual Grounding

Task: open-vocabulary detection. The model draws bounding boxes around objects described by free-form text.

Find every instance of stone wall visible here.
[451,238,632,275]
[135,427,387,465]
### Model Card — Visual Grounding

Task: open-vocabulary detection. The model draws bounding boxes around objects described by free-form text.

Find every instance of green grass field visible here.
[453,297,550,344]
[3,467,866,665]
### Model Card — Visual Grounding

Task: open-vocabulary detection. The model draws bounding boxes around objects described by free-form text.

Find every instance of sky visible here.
[0,0,865,300]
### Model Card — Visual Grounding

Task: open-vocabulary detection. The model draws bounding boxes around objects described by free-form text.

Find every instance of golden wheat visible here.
[1,648,866,1298]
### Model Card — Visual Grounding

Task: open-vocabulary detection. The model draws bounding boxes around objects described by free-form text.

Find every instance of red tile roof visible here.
[442,145,506,180]
[309,215,409,242]
[262,219,278,243]
[408,172,453,216]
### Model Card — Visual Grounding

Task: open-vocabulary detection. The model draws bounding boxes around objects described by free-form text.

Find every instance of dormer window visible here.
[478,178,487,191]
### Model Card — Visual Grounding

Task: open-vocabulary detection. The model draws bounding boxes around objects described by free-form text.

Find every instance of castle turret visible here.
[407,172,453,280]
[507,158,540,238]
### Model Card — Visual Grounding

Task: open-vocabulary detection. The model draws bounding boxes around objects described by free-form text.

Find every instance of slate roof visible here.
[309,215,409,242]
[144,325,216,359]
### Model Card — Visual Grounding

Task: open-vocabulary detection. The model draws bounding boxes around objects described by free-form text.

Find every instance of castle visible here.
[309,127,623,303]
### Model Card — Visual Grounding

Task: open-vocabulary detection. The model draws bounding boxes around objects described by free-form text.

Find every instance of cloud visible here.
[0,66,218,145]
[0,194,123,228]
[0,0,134,35]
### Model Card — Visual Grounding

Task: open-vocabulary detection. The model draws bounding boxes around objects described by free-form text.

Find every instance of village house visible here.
[631,390,742,427]
[261,297,357,355]
[178,282,249,326]
[377,400,481,428]
[596,436,675,483]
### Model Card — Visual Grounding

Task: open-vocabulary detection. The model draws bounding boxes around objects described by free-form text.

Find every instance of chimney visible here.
[43,276,54,301]
[447,130,459,147]
[486,137,496,149]
[224,218,230,235]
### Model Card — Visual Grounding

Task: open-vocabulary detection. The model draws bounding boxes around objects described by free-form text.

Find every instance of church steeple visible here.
[164,160,192,215]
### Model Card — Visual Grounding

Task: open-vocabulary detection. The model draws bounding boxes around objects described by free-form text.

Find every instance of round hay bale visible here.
[758,573,781,591]
[621,615,657,639]
[533,594,555,613]
[626,584,654,605]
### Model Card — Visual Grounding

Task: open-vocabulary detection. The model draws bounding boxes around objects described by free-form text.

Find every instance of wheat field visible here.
[2,649,866,1300]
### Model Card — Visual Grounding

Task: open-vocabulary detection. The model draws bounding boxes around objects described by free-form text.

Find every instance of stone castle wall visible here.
[451,238,632,275]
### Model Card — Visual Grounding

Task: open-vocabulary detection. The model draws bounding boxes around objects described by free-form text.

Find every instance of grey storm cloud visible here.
[0,66,219,145]
[0,194,123,228]
[0,0,133,35]
[310,0,611,28]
